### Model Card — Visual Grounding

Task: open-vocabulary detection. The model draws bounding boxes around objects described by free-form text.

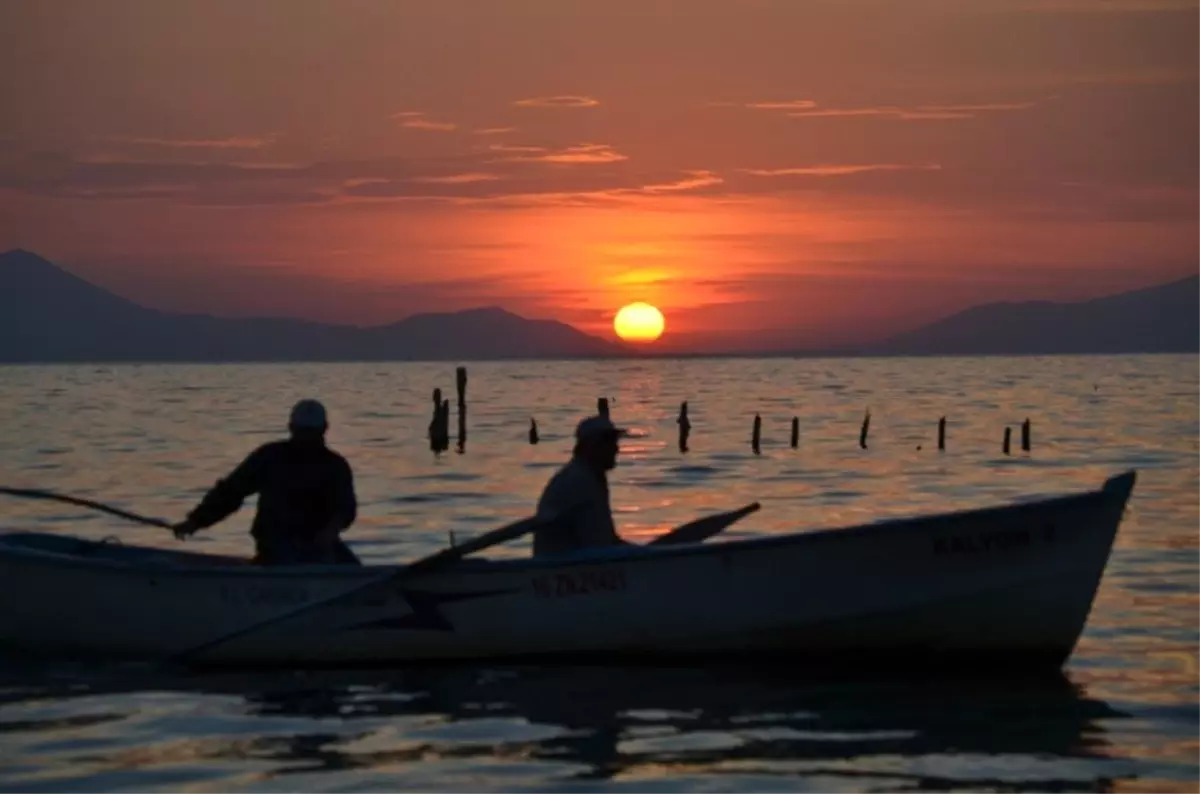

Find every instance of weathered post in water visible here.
[529,418,539,445]
[938,416,946,452]
[429,388,446,453]
[455,366,468,453]
[598,397,610,420]
[1003,426,1012,456]
[860,410,871,450]
[751,413,762,455]
[677,401,691,453]
[790,417,799,449]
[1021,418,1031,453]
[439,399,451,452]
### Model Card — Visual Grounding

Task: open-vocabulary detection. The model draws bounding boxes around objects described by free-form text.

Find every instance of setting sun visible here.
[614,302,666,343]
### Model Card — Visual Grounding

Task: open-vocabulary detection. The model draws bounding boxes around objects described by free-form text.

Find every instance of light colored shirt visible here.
[534,458,624,557]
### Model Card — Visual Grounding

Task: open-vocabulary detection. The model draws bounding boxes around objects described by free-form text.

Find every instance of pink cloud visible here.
[496,143,627,164]
[786,99,1047,120]
[512,95,600,108]
[400,118,458,131]
[108,135,279,149]
[743,164,942,176]
[411,172,503,184]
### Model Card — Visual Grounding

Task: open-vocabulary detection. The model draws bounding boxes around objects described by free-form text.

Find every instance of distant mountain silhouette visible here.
[868,274,1199,356]
[0,250,624,362]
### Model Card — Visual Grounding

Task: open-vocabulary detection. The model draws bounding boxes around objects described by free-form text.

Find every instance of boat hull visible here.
[0,471,1135,669]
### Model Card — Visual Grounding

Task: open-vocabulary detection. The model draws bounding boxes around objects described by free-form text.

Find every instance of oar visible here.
[0,486,174,529]
[648,502,761,546]
[164,512,551,666]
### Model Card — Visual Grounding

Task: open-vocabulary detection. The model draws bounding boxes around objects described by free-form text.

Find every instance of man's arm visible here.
[175,445,270,536]
[324,456,358,535]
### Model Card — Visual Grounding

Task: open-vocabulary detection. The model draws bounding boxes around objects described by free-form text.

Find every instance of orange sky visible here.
[0,0,1196,351]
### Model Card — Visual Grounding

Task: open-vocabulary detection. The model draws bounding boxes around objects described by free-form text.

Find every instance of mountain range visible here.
[864,273,1198,356]
[0,249,1195,362]
[0,250,624,362]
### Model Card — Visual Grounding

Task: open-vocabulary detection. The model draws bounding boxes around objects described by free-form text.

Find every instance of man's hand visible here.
[172,518,200,540]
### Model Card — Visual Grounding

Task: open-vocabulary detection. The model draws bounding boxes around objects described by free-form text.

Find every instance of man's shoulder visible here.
[540,460,602,502]
[318,444,353,471]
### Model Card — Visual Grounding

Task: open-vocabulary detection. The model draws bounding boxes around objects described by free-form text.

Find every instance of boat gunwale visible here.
[0,470,1135,581]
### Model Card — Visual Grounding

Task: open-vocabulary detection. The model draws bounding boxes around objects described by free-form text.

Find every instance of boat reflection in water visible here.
[0,660,1136,792]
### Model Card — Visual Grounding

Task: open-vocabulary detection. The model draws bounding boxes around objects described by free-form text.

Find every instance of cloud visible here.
[1009,0,1195,13]
[393,112,463,131]
[410,172,503,184]
[486,143,547,154]
[473,127,517,135]
[716,96,1048,121]
[390,111,458,131]
[744,100,819,110]
[742,164,942,177]
[494,143,627,164]
[512,95,600,108]
[401,119,458,131]
[785,98,1046,121]
[107,135,279,149]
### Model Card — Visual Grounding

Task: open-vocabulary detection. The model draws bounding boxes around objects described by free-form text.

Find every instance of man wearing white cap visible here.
[533,415,632,557]
[172,399,359,565]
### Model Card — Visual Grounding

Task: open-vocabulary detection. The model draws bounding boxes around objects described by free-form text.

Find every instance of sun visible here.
[613,302,666,343]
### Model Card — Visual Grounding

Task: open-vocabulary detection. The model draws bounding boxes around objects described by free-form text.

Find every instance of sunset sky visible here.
[1,0,1196,351]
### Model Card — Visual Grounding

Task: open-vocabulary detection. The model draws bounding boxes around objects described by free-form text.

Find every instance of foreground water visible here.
[0,355,1196,792]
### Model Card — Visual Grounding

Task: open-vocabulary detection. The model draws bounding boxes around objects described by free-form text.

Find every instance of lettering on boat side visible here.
[220,584,310,607]
[531,569,628,599]
[932,524,1055,556]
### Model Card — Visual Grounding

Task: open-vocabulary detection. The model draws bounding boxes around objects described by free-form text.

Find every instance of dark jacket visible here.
[533,458,623,557]
[187,438,357,546]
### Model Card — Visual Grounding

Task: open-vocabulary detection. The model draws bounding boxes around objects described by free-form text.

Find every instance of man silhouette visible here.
[172,399,360,565]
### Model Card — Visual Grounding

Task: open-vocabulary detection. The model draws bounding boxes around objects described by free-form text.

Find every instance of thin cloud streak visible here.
[787,100,1046,120]
[107,135,279,150]
[401,118,458,131]
[512,95,600,108]
[742,164,942,177]
[495,144,628,164]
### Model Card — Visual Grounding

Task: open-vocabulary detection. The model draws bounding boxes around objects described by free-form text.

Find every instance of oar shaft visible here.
[165,513,549,665]
[0,487,172,529]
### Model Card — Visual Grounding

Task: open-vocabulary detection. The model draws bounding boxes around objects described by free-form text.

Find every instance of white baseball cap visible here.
[289,399,328,429]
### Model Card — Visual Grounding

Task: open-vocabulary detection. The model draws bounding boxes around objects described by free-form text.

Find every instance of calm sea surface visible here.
[0,355,1196,792]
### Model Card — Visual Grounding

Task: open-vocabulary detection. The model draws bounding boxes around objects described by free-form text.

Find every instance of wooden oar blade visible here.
[649,502,761,546]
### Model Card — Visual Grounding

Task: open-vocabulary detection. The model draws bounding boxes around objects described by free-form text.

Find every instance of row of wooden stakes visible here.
[428,367,1033,456]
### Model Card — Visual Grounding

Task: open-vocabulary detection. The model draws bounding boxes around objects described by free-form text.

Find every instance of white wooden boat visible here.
[0,470,1135,670]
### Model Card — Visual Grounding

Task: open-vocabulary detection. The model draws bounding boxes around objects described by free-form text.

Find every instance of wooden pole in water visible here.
[1021,418,1031,453]
[529,417,539,445]
[598,397,610,419]
[677,401,691,453]
[439,399,451,452]
[455,366,467,454]
[860,410,871,450]
[751,413,761,455]
[790,417,799,449]
[1003,426,1012,456]
[429,388,444,453]
[938,416,946,452]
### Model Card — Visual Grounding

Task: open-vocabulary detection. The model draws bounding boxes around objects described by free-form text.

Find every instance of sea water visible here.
[0,355,1195,791]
